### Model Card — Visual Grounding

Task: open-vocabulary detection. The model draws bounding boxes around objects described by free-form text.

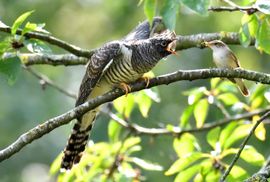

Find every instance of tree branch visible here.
[24,66,77,99]
[220,111,270,182]
[102,108,270,136]
[1,30,249,66]
[0,27,94,57]
[0,68,270,162]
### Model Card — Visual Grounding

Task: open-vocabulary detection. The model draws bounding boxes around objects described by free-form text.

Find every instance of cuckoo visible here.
[61,17,177,170]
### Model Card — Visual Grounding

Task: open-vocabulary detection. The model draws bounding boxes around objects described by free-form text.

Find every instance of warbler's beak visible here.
[166,39,177,55]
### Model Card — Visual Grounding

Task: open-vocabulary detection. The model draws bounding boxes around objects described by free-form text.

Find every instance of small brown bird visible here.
[205,40,249,97]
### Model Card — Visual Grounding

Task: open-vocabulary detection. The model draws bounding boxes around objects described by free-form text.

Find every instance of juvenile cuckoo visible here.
[61,17,177,170]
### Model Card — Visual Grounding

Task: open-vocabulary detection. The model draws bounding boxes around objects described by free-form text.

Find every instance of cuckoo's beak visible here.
[166,39,177,55]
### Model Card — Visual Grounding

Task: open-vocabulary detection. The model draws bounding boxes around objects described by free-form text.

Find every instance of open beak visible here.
[166,39,177,55]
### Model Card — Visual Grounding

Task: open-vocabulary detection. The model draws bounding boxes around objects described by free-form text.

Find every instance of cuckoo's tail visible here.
[60,121,93,170]
[235,78,249,97]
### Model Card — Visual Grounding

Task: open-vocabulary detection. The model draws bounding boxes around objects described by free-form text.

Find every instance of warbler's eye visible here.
[161,41,167,47]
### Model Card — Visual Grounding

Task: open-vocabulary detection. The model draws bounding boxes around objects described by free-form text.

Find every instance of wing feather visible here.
[75,42,121,106]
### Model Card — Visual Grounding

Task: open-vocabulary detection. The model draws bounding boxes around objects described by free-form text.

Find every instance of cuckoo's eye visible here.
[160,40,168,47]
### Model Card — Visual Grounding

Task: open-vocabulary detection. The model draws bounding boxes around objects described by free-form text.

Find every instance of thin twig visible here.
[24,66,77,99]
[215,99,231,118]
[0,27,94,57]
[102,108,270,136]
[0,68,270,162]
[220,111,270,182]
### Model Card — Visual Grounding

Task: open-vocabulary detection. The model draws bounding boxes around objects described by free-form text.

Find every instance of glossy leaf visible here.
[254,121,266,141]
[144,0,156,25]
[210,78,220,89]
[113,94,135,118]
[223,124,251,149]
[135,91,152,118]
[240,146,265,166]
[257,18,270,54]
[108,119,122,143]
[173,133,199,157]
[174,164,200,182]
[227,165,248,181]
[11,10,35,35]
[181,0,209,16]
[0,56,21,85]
[161,0,180,30]
[207,127,220,149]
[165,152,205,175]
[193,98,208,127]
[219,122,238,149]
[179,104,194,127]
[218,93,239,106]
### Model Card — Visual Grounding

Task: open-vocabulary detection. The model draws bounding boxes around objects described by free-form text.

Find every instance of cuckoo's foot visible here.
[138,76,150,88]
[119,82,131,96]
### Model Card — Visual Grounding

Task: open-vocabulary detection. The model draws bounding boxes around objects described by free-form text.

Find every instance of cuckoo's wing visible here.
[75,42,121,106]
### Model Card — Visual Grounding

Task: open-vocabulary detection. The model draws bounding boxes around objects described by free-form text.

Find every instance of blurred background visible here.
[0,0,270,181]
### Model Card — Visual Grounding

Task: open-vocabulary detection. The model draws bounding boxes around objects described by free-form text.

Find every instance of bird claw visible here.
[139,76,150,88]
[119,83,131,96]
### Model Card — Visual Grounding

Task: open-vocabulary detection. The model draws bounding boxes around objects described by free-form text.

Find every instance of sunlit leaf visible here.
[165,152,205,176]
[210,78,220,89]
[173,133,199,157]
[161,0,180,30]
[207,127,220,149]
[257,18,270,54]
[130,157,163,171]
[144,0,156,25]
[240,146,265,166]
[113,94,135,118]
[219,122,238,149]
[22,22,37,35]
[239,23,251,47]
[223,124,251,149]
[217,93,239,106]
[255,0,270,14]
[108,119,122,143]
[183,87,206,105]
[135,91,152,117]
[122,137,141,152]
[0,56,21,85]
[174,164,200,182]
[50,154,62,175]
[227,165,248,181]
[179,104,194,127]
[254,122,266,141]
[181,0,209,16]
[193,98,208,127]
[11,10,35,35]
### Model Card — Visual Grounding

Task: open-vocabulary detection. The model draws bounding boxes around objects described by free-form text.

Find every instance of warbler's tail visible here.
[235,78,249,97]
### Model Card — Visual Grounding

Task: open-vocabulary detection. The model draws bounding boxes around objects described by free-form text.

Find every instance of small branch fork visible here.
[0,68,270,162]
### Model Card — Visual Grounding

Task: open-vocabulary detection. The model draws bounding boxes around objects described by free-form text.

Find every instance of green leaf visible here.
[179,104,194,127]
[227,165,248,181]
[161,0,180,30]
[173,133,199,157]
[240,146,265,166]
[239,23,251,47]
[181,0,209,16]
[210,78,220,89]
[257,18,270,54]
[255,0,270,14]
[0,39,12,56]
[11,10,35,35]
[219,122,238,149]
[108,119,122,143]
[165,152,205,176]
[122,137,141,152]
[183,87,206,105]
[248,14,259,37]
[49,154,62,175]
[207,127,220,149]
[24,39,52,53]
[135,91,152,118]
[144,0,156,25]
[113,94,135,118]
[224,124,251,149]
[193,98,208,127]
[174,164,200,182]
[130,157,163,171]
[0,56,21,85]
[217,93,239,106]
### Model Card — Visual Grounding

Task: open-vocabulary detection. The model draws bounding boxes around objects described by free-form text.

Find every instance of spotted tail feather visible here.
[61,121,93,170]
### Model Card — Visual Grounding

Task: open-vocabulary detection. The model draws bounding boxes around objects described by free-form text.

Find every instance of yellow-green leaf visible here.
[193,98,208,127]
[11,10,35,35]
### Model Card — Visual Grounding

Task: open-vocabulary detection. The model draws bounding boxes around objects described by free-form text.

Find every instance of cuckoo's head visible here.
[150,29,177,57]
